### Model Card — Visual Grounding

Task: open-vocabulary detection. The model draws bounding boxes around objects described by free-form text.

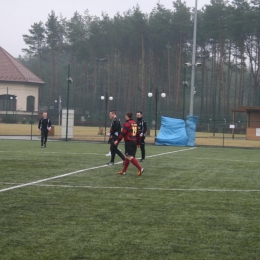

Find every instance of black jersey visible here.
[137,118,147,136]
[38,118,51,131]
[109,117,122,137]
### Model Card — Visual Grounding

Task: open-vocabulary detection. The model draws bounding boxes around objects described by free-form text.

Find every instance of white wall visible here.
[0,82,40,113]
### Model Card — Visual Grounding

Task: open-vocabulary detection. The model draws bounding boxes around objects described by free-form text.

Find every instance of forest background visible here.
[18,0,260,130]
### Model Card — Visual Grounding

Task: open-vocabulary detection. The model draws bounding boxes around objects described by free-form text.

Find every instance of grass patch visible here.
[1,140,260,259]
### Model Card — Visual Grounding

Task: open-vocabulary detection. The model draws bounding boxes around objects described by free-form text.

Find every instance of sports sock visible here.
[130,157,142,170]
[122,159,130,172]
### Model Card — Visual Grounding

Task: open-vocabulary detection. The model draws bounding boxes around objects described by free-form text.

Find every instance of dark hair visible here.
[136,111,142,114]
[126,112,133,119]
[109,110,116,115]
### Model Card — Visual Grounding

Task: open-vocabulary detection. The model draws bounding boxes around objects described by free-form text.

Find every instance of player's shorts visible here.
[124,141,137,157]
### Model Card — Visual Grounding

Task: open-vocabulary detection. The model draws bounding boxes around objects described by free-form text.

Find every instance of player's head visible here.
[125,112,133,120]
[109,110,116,119]
[136,111,142,119]
[43,112,47,118]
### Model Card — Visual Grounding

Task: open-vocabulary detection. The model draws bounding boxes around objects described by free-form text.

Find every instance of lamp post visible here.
[55,96,62,138]
[96,58,108,125]
[5,87,8,123]
[189,0,198,116]
[184,62,201,118]
[10,96,17,120]
[30,105,35,141]
[66,64,73,142]
[148,88,166,140]
[101,93,113,143]
[182,80,188,120]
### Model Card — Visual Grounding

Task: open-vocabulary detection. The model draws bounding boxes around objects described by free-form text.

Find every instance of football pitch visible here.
[0,140,260,259]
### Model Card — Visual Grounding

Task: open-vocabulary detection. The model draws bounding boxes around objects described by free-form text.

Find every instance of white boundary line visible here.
[0,147,196,193]
[27,184,260,192]
[0,151,103,156]
[1,182,260,193]
[0,165,107,193]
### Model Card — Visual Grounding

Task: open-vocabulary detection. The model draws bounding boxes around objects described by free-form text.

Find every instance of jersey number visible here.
[132,126,137,136]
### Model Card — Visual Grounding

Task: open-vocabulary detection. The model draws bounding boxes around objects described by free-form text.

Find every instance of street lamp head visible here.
[184,63,192,68]
[96,58,107,62]
[67,77,73,83]
[195,63,202,68]
[109,96,113,101]
[148,92,153,97]
[101,96,105,100]
[161,93,166,98]
[183,81,189,87]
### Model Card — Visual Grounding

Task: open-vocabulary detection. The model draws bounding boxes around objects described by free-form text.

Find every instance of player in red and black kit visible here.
[114,112,144,176]
[107,110,125,165]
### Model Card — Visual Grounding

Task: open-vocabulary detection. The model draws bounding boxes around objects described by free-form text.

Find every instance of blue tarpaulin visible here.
[186,116,199,146]
[155,117,188,146]
[155,116,199,146]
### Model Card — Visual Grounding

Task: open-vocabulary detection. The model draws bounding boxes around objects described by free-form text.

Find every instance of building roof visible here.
[0,46,45,85]
[231,106,260,113]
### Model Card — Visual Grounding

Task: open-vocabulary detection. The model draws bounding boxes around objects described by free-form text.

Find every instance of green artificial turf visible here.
[0,140,260,259]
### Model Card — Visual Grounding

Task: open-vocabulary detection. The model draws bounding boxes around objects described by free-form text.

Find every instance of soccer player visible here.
[107,110,125,165]
[136,111,147,162]
[114,112,144,176]
[38,112,51,148]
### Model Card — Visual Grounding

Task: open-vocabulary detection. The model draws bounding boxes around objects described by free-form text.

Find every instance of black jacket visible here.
[109,117,122,137]
[137,118,147,136]
[38,118,51,131]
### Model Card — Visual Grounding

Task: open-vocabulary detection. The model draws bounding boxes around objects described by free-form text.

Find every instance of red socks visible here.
[130,157,142,171]
[122,159,130,172]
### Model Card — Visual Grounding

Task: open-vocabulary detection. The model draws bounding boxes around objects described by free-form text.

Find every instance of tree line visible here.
[18,0,260,126]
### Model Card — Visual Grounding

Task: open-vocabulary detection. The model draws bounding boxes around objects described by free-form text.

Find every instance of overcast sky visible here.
[1,0,210,57]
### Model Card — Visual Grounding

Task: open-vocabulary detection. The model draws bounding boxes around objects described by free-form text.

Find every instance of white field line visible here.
[1,182,260,193]
[0,151,103,156]
[194,158,260,163]
[1,149,259,163]
[0,147,195,193]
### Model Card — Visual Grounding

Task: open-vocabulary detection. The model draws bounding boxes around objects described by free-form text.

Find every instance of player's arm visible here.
[47,119,52,131]
[136,127,141,147]
[114,123,128,145]
[112,119,121,136]
[110,119,117,136]
[38,119,41,131]
[143,120,147,135]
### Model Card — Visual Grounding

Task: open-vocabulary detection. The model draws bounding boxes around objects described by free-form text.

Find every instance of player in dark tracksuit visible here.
[136,111,147,162]
[38,112,52,148]
[107,110,125,165]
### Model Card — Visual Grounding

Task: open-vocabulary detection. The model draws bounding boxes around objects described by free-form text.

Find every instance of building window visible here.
[27,96,35,112]
[0,95,17,111]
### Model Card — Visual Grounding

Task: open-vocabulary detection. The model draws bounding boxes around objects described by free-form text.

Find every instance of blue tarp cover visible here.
[186,116,199,146]
[155,116,199,146]
[156,117,188,146]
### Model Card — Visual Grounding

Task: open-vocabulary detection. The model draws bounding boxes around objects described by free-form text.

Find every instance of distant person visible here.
[136,111,147,162]
[114,112,144,176]
[38,112,51,148]
[107,110,125,165]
